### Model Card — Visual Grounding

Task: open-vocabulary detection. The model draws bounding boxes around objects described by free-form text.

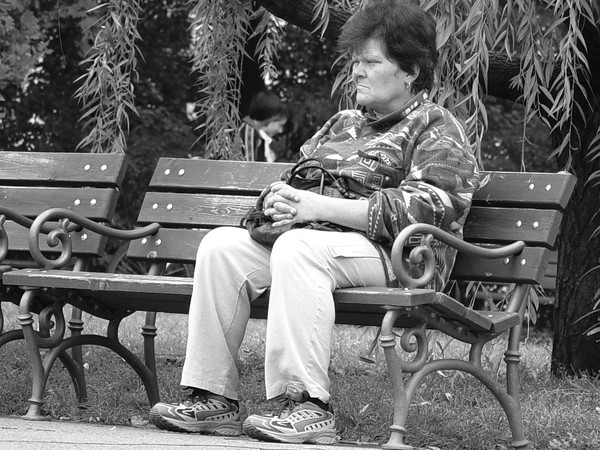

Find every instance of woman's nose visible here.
[352,61,365,80]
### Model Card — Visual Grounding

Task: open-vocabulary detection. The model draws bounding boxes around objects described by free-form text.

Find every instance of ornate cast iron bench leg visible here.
[380,307,428,450]
[142,311,158,376]
[378,304,529,450]
[67,306,89,405]
[1,305,88,409]
[19,289,61,420]
[18,288,160,420]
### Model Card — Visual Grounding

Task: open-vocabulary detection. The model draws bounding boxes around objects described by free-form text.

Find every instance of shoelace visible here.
[273,393,307,418]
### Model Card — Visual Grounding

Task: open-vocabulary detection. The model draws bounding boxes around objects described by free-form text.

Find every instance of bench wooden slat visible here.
[0,187,120,220]
[332,287,436,305]
[0,152,127,186]
[126,228,209,261]
[479,310,523,334]
[423,295,498,332]
[126,233,551,285]
[135,195,560,246]
[150,158,287,194]
[451,247,550,284]
[540,252,558,291]
[474,171,575,209]
[148,160,574,211]
[136,192,253,226]
[463,207,562,247]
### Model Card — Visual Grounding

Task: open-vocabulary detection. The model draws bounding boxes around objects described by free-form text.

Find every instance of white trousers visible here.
[180,226,386,402]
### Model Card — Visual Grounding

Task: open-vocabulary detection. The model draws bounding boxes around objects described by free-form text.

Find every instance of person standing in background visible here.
[239,90,288,162]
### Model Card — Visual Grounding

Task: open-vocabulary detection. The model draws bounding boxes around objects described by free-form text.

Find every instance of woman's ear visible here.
[409,65,420,83]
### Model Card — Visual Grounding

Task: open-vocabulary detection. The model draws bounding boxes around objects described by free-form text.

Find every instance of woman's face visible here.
[352,38,415,117]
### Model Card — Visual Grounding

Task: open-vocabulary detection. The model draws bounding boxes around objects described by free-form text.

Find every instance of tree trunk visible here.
[255,0,349,41]
[552,181,600,375]
[551,13,600,376]
[551,108,600,375]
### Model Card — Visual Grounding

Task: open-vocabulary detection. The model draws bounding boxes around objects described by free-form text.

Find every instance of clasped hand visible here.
[262,182,318,227]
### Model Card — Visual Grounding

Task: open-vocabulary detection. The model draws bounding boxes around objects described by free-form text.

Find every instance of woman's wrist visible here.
[316,197,369,231]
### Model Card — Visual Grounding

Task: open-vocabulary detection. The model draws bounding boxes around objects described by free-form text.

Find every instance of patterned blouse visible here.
[294,91,480,289]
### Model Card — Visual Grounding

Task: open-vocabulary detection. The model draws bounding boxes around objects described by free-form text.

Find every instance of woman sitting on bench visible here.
[150,0,480,445]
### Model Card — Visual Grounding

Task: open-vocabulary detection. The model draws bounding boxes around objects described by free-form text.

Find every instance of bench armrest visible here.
[1,206,83,263]
[391,223,526,289]
[28,207,161,269]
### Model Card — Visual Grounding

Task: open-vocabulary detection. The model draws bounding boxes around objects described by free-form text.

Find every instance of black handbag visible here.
[241,158,351,247]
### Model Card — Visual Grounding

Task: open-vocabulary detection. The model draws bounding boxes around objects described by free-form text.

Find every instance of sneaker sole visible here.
[243,419,338,445]
[150,409,242,436]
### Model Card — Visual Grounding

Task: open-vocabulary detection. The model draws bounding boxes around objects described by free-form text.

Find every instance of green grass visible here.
[1,304,599,449]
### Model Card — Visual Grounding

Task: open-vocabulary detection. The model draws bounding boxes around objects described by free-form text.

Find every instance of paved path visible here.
[0,415,381,449]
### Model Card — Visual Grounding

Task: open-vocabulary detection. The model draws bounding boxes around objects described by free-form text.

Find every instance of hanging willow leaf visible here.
[74,0,142,153]
[189,0,253,159]
[251,7,285,83]
[311,0,331,38]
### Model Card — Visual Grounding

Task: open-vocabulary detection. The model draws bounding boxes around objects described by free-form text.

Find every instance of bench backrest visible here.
[127,158,575,287]
[0,152,127,266]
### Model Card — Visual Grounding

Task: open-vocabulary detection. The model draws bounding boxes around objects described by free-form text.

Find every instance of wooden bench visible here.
[3,158,576,449]
[0,151,127,409]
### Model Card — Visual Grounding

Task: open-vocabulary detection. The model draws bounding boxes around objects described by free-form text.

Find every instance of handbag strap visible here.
[287,158,344,195]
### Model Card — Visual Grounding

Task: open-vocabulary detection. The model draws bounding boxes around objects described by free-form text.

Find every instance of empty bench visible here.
[0,151,128,409]
[3,158,576,449]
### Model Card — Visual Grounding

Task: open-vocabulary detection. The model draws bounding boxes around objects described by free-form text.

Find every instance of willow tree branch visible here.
[255,0,349,41]
[255,0,522,100]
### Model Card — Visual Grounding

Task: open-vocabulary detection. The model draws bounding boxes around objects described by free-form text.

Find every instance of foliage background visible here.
[0,0,556,226]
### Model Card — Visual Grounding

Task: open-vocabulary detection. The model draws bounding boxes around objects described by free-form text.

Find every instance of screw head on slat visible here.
[520,259,527,266]
[84,164,91,171]
[90,199,96,206]
[545,184,552,191]
[155,239,162,246]
[81,234,87,241]
[528,183,535,190]
[164,169,171,175]
[74,199,81,206]
[515,220,522,228]
[503,257,510,265]
[178,169,185,176]
[167,204,173,211]
[532,221,539,229]
[100,164,107,171]
[141,238,148,244]
[152,203,158,210]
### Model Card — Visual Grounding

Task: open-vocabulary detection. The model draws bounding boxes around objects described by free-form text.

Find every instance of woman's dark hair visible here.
[247,91,288,122]
[338,0,438,92]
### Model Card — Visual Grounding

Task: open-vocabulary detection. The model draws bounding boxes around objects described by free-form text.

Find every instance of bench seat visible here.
[6,268,520,334]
